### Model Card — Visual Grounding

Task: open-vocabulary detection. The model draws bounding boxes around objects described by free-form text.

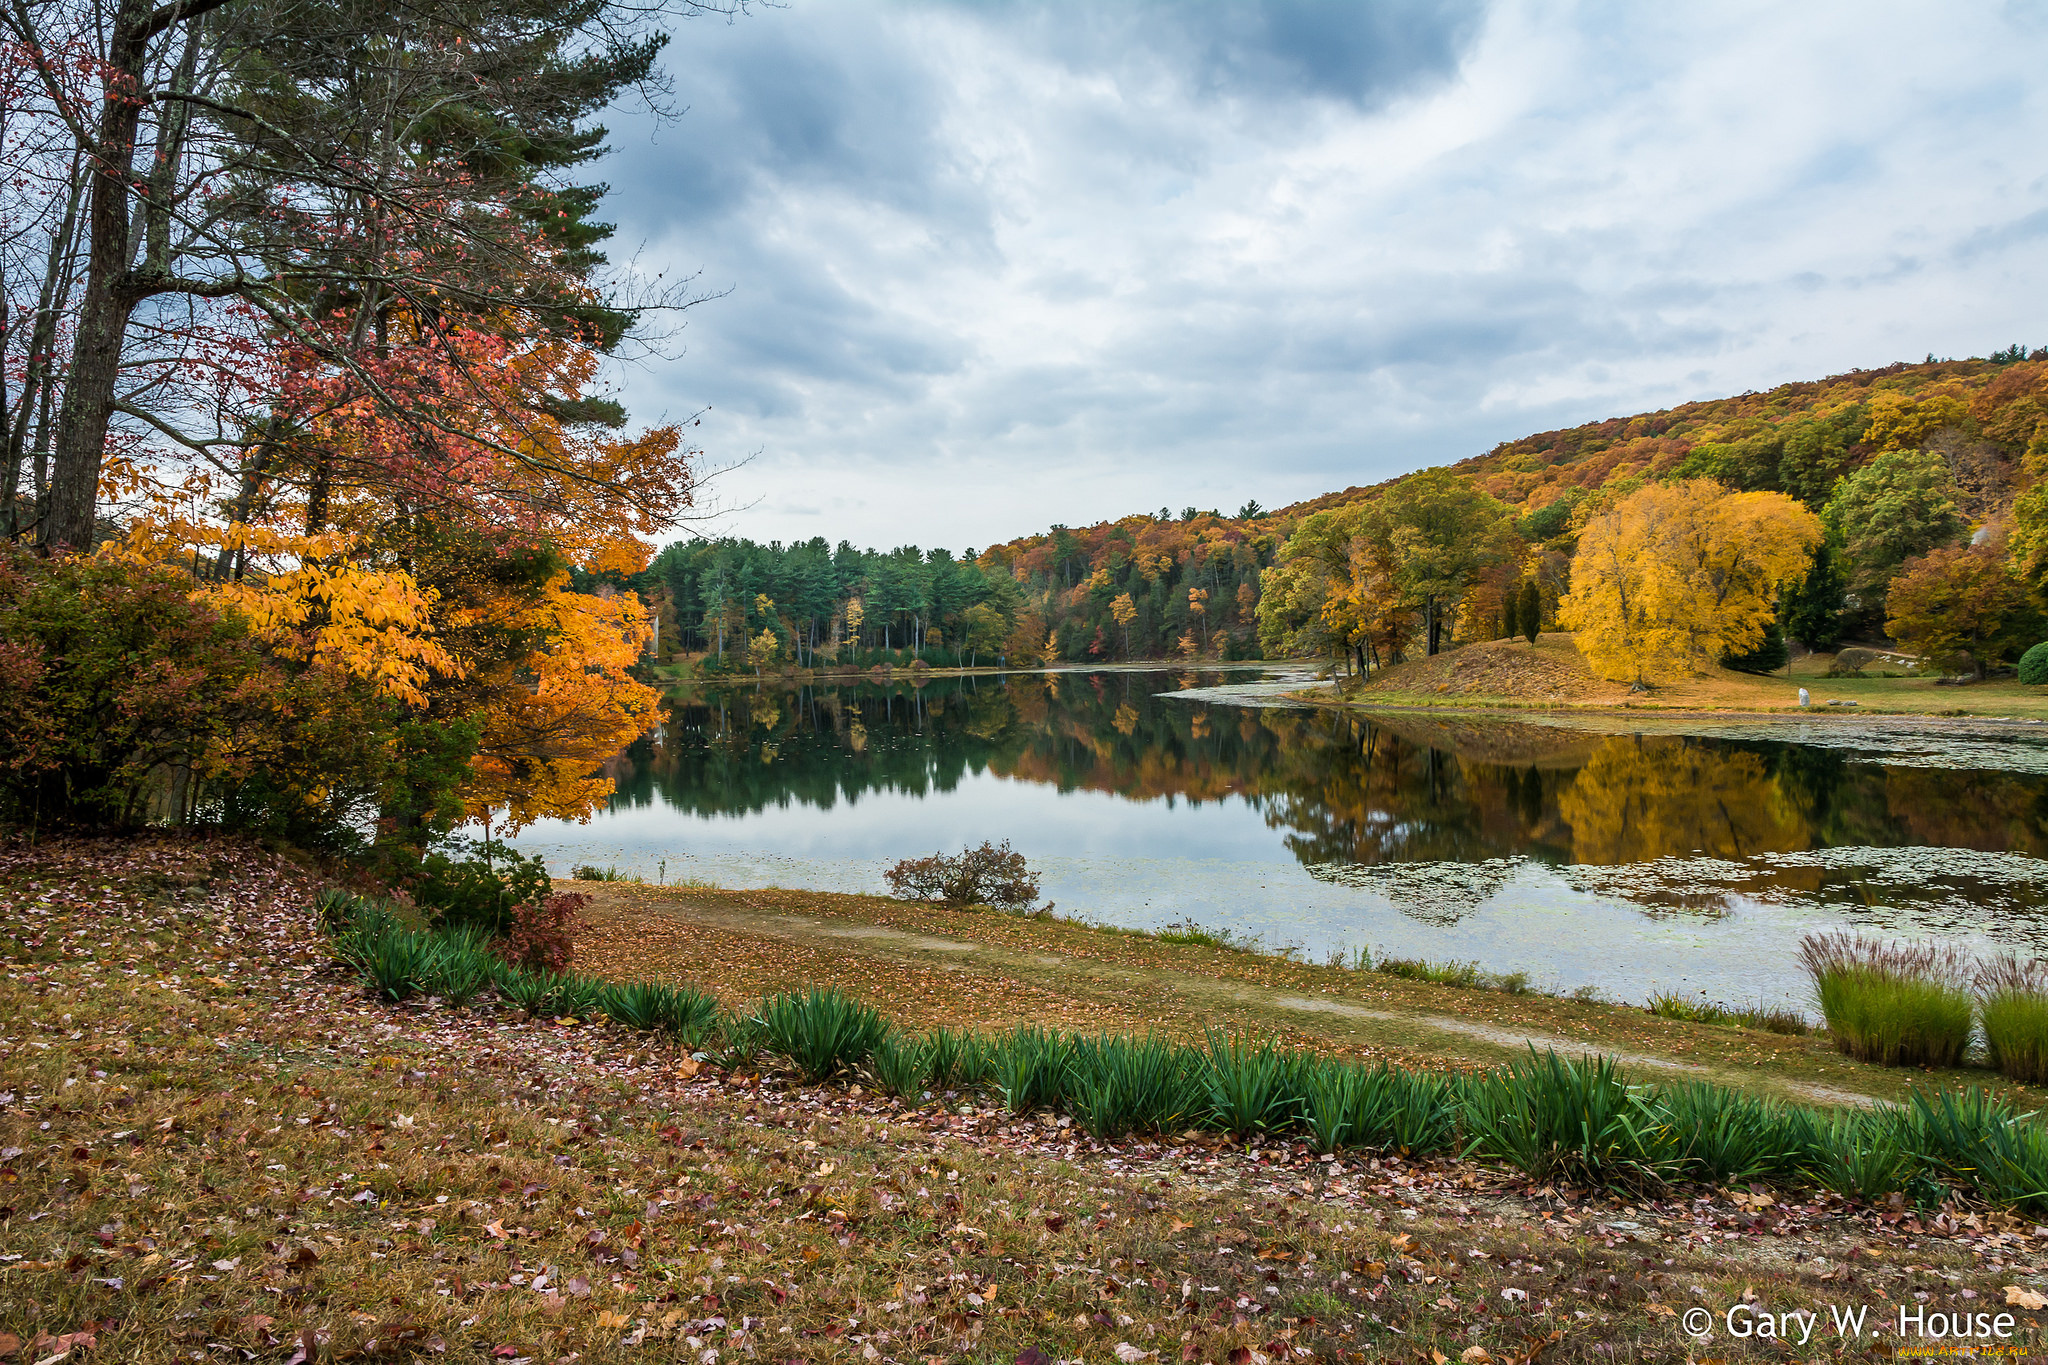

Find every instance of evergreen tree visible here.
[1785,542,1848,650]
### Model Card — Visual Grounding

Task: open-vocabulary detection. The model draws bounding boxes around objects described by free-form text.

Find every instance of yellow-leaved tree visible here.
[1558,480,1821,684]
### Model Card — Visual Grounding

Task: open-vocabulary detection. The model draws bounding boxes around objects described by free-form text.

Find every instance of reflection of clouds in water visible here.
[1309,845,2048,931]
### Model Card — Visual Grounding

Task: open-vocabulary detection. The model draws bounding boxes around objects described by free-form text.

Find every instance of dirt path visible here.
[579,888,1888,1109]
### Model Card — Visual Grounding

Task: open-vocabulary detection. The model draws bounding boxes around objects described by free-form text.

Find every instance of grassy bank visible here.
[5,837,2047,1363]
[572,881,2033,1110]
[1308,634,2048,720]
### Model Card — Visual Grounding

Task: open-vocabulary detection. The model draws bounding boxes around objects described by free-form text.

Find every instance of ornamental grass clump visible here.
[1976,954,2048,1085]
[990,1025,1073,1114]
[1799,932,1973,1068]
[1305,1060,1459,1156]
[865,1032,935,1099]
[756,987,892,1081]
[1204,1029,1312,1136]
[1461,1049,1680,1189]
[1066,1034,1205,1139]
[594,980,719,1043]
[418,928,497,1007]
[925,1026,994,1091]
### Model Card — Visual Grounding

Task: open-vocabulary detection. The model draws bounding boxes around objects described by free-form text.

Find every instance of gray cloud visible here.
[594,0,2048,551]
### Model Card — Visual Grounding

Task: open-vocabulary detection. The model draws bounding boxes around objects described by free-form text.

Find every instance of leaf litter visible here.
[2,834,2046,1362]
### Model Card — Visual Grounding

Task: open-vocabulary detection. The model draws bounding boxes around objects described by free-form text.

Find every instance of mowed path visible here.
[573,883,1901,1109]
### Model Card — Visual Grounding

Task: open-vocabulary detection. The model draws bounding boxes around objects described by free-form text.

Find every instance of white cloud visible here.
[600,0,2048,550]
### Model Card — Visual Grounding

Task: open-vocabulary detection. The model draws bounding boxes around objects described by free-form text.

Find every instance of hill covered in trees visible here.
[637,348,2048,680]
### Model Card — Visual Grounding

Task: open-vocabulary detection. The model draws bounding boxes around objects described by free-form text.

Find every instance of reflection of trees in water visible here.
[610,672,1289,818]
[603,676,2048,901]
[1557,737,1807,866]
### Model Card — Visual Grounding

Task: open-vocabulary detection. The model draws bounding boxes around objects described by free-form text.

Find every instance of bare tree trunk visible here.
[44,0,158,553]
[3,161,86,542]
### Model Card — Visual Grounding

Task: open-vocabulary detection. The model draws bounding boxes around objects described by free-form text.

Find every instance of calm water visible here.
[504,667,2048,1012]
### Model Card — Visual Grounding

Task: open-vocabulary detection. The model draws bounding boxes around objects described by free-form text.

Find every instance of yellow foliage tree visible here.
[1862,389,1971,452]
[1558,480,1821,684]
[459,575,657,829]
[750,627,781,676]
[1109,592,1137,658]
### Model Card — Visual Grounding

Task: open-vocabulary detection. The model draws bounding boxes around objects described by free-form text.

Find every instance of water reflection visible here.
[599,671,2048,923]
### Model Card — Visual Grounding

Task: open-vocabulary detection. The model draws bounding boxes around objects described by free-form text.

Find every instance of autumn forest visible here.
[3,0,2047,857]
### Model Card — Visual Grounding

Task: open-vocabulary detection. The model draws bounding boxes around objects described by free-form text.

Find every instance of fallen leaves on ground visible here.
[1,833,2044,1363]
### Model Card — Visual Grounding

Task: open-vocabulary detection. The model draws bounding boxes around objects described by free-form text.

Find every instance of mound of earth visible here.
[1352,633,1627,703]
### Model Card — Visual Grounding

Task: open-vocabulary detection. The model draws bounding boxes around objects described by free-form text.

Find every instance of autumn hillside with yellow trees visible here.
[984,349,2048,687]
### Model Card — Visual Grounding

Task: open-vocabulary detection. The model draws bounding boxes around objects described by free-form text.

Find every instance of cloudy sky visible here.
[599,0,2048,553]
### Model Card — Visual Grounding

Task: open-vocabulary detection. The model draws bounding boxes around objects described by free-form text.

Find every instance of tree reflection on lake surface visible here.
[500,668,2048,1003]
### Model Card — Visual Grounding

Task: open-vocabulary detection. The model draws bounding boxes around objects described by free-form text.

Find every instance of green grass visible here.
[754,985,893,1081]
[1647,990,1811,1035]
[1800,932,1974,1067]
[1979,954,2048,1085]
[1374,953,1532,995]
[569,863,643,883]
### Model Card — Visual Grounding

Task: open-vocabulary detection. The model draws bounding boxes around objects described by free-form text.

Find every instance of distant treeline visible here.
[627,349,2048,679]
[632,512,1276,670]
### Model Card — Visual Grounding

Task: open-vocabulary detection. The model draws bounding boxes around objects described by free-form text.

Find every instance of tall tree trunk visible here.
[45,0,157,553]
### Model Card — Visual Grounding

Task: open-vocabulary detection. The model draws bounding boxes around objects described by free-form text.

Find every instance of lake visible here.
[503,666,2048,1014]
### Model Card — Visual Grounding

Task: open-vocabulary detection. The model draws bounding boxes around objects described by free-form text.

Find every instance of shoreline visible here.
[1281,689,2048,729]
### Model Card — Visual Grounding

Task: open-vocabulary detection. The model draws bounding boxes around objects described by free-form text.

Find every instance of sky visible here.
[597,0,2048,554]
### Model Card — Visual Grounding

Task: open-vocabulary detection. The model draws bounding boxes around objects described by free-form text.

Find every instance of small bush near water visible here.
[884,839,1041,909]
[1978,953,2048,1084]
[1799,932,1973,1067]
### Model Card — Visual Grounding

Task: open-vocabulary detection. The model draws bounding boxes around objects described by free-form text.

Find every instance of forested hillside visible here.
[636,349,2048,679]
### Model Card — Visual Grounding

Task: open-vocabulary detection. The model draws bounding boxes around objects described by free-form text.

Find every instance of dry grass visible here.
[5,835,2048,1364]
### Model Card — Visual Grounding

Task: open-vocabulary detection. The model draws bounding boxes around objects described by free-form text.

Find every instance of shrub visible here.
[414,847,550,937]
[883,840,1041,909]
[755,987,892,1081]
[0,549,454,844]
[1978,954,2048,1084]
[2021,642,2048,686]
[495,892,587,974]
[1799,933,1973,1068]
